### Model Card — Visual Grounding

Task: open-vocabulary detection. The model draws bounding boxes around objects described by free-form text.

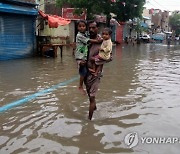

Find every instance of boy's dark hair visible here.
[103,27,112,35]
[77,20,87,26]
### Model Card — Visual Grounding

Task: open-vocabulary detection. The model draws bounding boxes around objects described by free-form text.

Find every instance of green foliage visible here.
[113,0,145,21]
[169,13,180,35]
[56,0,145,22]
[134,23,142,33]
[133,18,146,34]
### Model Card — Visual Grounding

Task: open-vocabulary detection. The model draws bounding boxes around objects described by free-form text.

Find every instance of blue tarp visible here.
[152,33,165,41]
[140,22,149,28]
[0,2,38,15]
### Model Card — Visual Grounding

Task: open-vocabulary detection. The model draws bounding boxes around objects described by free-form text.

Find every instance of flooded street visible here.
[0,43,180,154]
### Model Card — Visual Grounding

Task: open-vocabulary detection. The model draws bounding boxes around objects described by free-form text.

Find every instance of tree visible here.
[133,19,143,34]
[56,0,145,25]
[169,13,180,35]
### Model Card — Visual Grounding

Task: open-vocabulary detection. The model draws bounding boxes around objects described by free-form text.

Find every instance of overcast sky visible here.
[145,0,180,11]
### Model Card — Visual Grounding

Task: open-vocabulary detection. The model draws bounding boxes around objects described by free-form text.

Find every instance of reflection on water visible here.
[0,44,180,153]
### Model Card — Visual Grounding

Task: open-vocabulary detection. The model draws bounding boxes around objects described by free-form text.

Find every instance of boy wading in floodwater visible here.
[89,28,112,76]
[75,20,102,94]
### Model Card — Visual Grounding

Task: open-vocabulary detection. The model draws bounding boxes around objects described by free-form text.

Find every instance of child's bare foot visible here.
[88,68,95,73]
[78,87,86,95]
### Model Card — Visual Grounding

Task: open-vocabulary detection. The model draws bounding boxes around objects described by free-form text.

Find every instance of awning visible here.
[39,10,71,28]
[143,16,151,20]
[0,2,38,15]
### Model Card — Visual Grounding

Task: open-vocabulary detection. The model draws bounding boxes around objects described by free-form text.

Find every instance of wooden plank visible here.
[40,43,75,58]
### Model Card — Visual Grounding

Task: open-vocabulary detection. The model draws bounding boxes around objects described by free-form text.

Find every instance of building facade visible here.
[0,0,38,60]
[151,9,170,33]
[161,11,170,32]
[142,8,152,29]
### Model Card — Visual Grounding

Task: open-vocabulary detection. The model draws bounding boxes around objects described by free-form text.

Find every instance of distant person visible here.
[167,36,171,45]
[132,36,136,45]
[89,28,112,76]
[125,36,128,44]
[129,36,132,43]
[175,35,179,41]
[75,20,101,95]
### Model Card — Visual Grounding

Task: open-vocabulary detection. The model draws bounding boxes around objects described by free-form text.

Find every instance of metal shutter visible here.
[0,13,36,60]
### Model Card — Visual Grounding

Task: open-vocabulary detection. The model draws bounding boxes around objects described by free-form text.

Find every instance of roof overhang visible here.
[0,2,38,15]
[39,10,71,28]
[0,0,37,7]
[143,16,151,20]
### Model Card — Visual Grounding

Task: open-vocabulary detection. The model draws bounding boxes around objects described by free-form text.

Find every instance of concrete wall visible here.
[123,24,130,39]
[36,0,45,11]
[39,22,70,44]
[69,21,75,43]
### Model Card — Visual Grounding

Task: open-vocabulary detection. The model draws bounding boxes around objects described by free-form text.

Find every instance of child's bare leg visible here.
[78,61,86,95]
[79,75,84,88]
[94,64,103,76]
[79,75,86,95]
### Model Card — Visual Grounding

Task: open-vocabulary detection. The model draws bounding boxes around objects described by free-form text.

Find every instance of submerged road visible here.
[0,43,180,153]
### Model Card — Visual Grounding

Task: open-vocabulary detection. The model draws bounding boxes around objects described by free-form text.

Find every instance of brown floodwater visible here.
[0,43,180,154]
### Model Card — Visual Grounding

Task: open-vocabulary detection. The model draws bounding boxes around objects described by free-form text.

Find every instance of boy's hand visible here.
[97,38,103,43]
[80,60,86,66]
